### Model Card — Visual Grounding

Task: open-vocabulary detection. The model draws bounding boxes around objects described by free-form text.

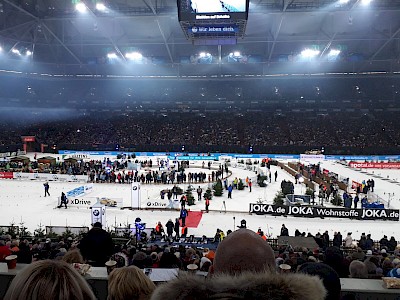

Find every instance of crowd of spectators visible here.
[3,225,400,299]
[0,112,399,152]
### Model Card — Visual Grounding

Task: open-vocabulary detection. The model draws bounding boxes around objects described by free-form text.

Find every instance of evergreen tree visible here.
[203,187,213,200]
[273,192,285,205]
[213,179,224,196]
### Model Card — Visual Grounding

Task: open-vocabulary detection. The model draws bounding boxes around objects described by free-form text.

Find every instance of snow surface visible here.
[1,154,400,240]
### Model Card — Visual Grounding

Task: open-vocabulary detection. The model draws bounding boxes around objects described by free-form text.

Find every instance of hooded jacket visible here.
[151,271,326,300]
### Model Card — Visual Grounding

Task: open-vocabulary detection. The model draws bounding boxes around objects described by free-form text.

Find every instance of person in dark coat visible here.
[165,219,174,238]
[174,218,180,239]
[58,192,68,209]
[333,232,343,248]
[280,224,289,236]
[43,181,50,197]
[78,222,114,267]
[180,208,188,227]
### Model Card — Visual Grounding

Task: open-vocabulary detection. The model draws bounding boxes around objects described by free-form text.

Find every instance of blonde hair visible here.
[62,249,84,264]
[4,260,96,300]
[107,266,156,300]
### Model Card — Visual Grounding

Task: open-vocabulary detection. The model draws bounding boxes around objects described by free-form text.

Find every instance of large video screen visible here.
[178,0,249,21]
[188,0,247,13]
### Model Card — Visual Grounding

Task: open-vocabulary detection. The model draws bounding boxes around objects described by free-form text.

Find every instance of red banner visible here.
[351,180,362,190]
[21,136,35,142]
[349,162,400,169]
[0,172,13,179]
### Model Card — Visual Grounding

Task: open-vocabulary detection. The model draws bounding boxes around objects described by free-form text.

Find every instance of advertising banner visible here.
[66,184,93,198]
[349,162,400,169]
[249,204,399,221]
[0,172,13,179]
[13,172,87,182]
[145,199,180,209]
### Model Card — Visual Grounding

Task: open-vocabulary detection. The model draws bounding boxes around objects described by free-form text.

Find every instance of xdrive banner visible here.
[249,204,400,221]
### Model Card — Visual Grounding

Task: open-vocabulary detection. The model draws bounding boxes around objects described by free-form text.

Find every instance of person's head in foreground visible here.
[4,260,96,300]
[150,229,327,300]
[108,265,156,300]
[210,228,276,275]
[297,262,341,300]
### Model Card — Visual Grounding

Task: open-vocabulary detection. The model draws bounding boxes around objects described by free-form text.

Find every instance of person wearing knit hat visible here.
[298,262,341,300]
[209,228,276,275]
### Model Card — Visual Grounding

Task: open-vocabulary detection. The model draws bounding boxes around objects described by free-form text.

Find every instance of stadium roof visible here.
[0,0,400,76]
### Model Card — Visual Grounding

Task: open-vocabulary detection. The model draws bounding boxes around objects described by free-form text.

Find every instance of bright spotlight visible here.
[26,50,32,56]
[75,2,87,13]
[125,52,143,60]
[300,49,320,58]
[328,49,341,56]
[361,0,372,5]
[233,51,241,57]
[96,3,106,11]
[339,0,350,3]
[11,48,21,55]
[107,53,118,59]
[0,46,2,52]
[199,52,211,58]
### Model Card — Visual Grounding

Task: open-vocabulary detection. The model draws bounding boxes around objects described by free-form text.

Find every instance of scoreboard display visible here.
[178,0,249,42]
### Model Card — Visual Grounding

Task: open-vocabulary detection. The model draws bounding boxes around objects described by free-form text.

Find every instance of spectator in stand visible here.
[280,224,289,236]
[349,260,368,279]
[324,246,349,278]
[3,260,96,300]
[332,232,342,248]
[78,222,114,267]
[344,232,354,248]
[108,266,156,300]
[365,234,374,250]
[62,249,84,264]
[0,239,11,262]
[298,263,341,300]
[151,229,326,300]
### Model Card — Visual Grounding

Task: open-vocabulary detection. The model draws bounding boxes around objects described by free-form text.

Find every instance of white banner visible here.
[58,197,97,209]
[65,183,93,198]
[300,154,325,161]
[131,182,141,209]
[13,172,87,182]
[145,199,180,209]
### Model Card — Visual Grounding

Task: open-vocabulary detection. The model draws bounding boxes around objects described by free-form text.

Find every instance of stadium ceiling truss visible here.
[0,0,399,75]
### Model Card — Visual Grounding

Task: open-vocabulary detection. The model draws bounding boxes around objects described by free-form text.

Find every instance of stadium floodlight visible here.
[361,0,372,5]
[75,2,87,13]
[96,3,106,11]
[26,50,32,56]
[199,52,211,58]
[328,49,341,56]
[300,49,320,58]
[107,53,118,59]
[125,52,143,60]
[11,48,21,55]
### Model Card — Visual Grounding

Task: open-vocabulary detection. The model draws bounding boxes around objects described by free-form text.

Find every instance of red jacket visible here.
[0,246,11,262]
